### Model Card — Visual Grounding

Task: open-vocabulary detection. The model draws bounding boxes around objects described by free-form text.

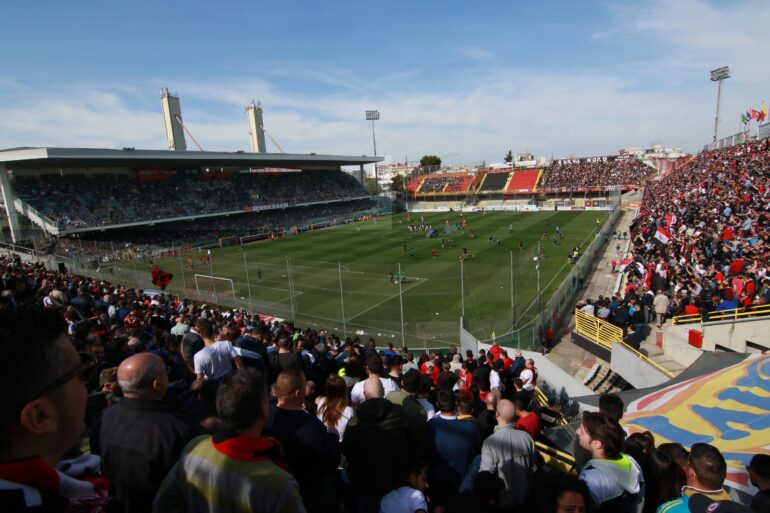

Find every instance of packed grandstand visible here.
[0,139,769,513]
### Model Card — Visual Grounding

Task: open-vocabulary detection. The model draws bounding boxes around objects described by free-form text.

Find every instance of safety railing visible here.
[535,442,576,473]
[574,309,623,350]
[672,304,770,325]
[574,309,675,378]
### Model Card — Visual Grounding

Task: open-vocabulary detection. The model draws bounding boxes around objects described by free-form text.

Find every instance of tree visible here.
[419,155,442,170]
[504,150,513,163]
[391,174,406,194]
[365,177,380,195]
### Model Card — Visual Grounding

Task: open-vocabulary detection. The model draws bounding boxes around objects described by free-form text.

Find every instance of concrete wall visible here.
[611,342,670,388]
[662,317,770,367]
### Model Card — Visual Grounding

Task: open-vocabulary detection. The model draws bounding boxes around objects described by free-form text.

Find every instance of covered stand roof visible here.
[0,147,382,170]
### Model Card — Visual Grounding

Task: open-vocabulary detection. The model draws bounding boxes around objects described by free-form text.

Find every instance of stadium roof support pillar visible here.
[0,164,21,243]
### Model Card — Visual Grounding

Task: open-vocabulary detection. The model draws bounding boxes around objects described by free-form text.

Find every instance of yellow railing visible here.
[575,309,623,349]
[672,303,770,325]
[536,441,576,473]
[574,309,675,378]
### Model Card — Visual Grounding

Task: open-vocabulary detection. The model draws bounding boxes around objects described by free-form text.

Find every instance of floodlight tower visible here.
[161,88,187,151]
[245,100,267,153]
[366,110,379,192]
[710,66,730,144]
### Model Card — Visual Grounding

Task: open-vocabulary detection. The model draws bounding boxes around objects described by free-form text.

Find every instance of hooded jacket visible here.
[580,453,644,513]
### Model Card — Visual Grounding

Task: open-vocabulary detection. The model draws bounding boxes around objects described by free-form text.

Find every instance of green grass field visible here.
[107,210,605,349]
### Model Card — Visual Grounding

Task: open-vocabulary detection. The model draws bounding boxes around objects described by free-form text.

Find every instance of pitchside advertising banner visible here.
[243,202,289,213]
[555,154,632,165]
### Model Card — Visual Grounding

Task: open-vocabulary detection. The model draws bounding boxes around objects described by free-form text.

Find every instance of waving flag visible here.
[751,109,760,120]
[151,265,174,290]
[741,113,748,124]
[761,101,767,122]
[654,226,672,245]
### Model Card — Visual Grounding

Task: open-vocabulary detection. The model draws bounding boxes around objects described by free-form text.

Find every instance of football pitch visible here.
[108,210,606,349]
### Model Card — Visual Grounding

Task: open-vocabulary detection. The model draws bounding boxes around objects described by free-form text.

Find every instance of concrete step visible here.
[650,355,686,374]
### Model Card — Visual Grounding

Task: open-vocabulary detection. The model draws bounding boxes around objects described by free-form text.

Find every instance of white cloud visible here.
[0,0,766,163]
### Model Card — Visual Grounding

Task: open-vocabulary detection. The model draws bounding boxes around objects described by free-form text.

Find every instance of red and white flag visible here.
[665,214,677,228]
[654,226,672,245]
[618,258,634,271]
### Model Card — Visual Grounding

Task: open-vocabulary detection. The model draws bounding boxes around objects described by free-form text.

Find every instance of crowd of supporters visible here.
[416,174,473,194]
[49,199,376,260]
[1,255,767,513]
[542,158,651,190]
[13,170,367,230]
[622,140,770,324]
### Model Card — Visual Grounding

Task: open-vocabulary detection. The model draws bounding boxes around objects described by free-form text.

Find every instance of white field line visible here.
[346,278,429,322]
[514,228,599,322]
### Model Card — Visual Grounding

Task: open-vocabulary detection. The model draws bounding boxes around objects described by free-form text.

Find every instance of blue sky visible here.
[1,0,768,164]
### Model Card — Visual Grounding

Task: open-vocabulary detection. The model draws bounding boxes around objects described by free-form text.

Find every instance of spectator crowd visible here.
[1,254,766,513]
[13,170,367,230]
[542,158,651,190]
[621,140,770,326]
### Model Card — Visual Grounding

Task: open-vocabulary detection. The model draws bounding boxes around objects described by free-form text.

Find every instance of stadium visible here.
[1,86,770,511]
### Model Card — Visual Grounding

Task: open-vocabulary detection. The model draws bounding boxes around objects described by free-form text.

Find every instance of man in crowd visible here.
[479,399,536,509]
[91,353,200,513]
[513,398,540,439]
[350,355,399,406]
[264,368,340,513]
[153,368,305,513]
[343,378,409,513]
[748,454,770,512]
[0,309,109,510]
[657,443,749,513]
[426,388,481,509]
[577,412,644,512]
[193,318,244,380]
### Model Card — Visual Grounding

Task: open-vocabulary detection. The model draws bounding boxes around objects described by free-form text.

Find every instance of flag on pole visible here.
[760,101,767,122]
[654,226,672,245]
[741,113,748,124]
[751,109,760,120]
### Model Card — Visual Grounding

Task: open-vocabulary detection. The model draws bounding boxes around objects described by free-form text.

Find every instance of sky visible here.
[1,0,768,165]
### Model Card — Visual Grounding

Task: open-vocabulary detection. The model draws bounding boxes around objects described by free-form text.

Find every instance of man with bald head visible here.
[343,368,409,512]
[479,398,536,509]
[92,352,200,513]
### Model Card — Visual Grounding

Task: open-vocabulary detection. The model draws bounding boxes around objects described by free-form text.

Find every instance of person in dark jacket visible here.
[343,378,409,513]
[264,368,340,513]
[91,352,201,513]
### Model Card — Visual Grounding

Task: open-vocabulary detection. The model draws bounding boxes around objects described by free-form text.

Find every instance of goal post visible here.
[193,274,236,300]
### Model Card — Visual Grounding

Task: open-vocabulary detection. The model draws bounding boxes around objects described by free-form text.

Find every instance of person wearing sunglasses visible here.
[0,308,109,512]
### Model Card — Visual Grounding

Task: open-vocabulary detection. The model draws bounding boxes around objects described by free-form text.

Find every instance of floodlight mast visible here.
[366,110,379,193]
[710,66,730,144]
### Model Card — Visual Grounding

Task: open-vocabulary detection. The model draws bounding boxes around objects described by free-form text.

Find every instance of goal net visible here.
[193,274,236,300]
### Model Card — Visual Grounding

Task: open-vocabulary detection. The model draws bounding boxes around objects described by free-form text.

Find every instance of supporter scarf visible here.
[0,455,110,512]
[211,427,287,470]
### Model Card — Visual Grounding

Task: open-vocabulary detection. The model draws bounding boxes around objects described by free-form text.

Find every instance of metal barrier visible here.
[574,309,675,378]
[574,309,623,349]
[672,304,770,325]
[535,442,576,473]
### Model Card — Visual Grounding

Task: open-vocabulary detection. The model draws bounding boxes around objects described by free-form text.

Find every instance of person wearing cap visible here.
[747,454,770,512]
[657,443,751,513]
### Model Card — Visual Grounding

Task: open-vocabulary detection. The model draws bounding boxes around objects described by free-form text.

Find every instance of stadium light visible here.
[366,110,379,194]
[710,66,730,144]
